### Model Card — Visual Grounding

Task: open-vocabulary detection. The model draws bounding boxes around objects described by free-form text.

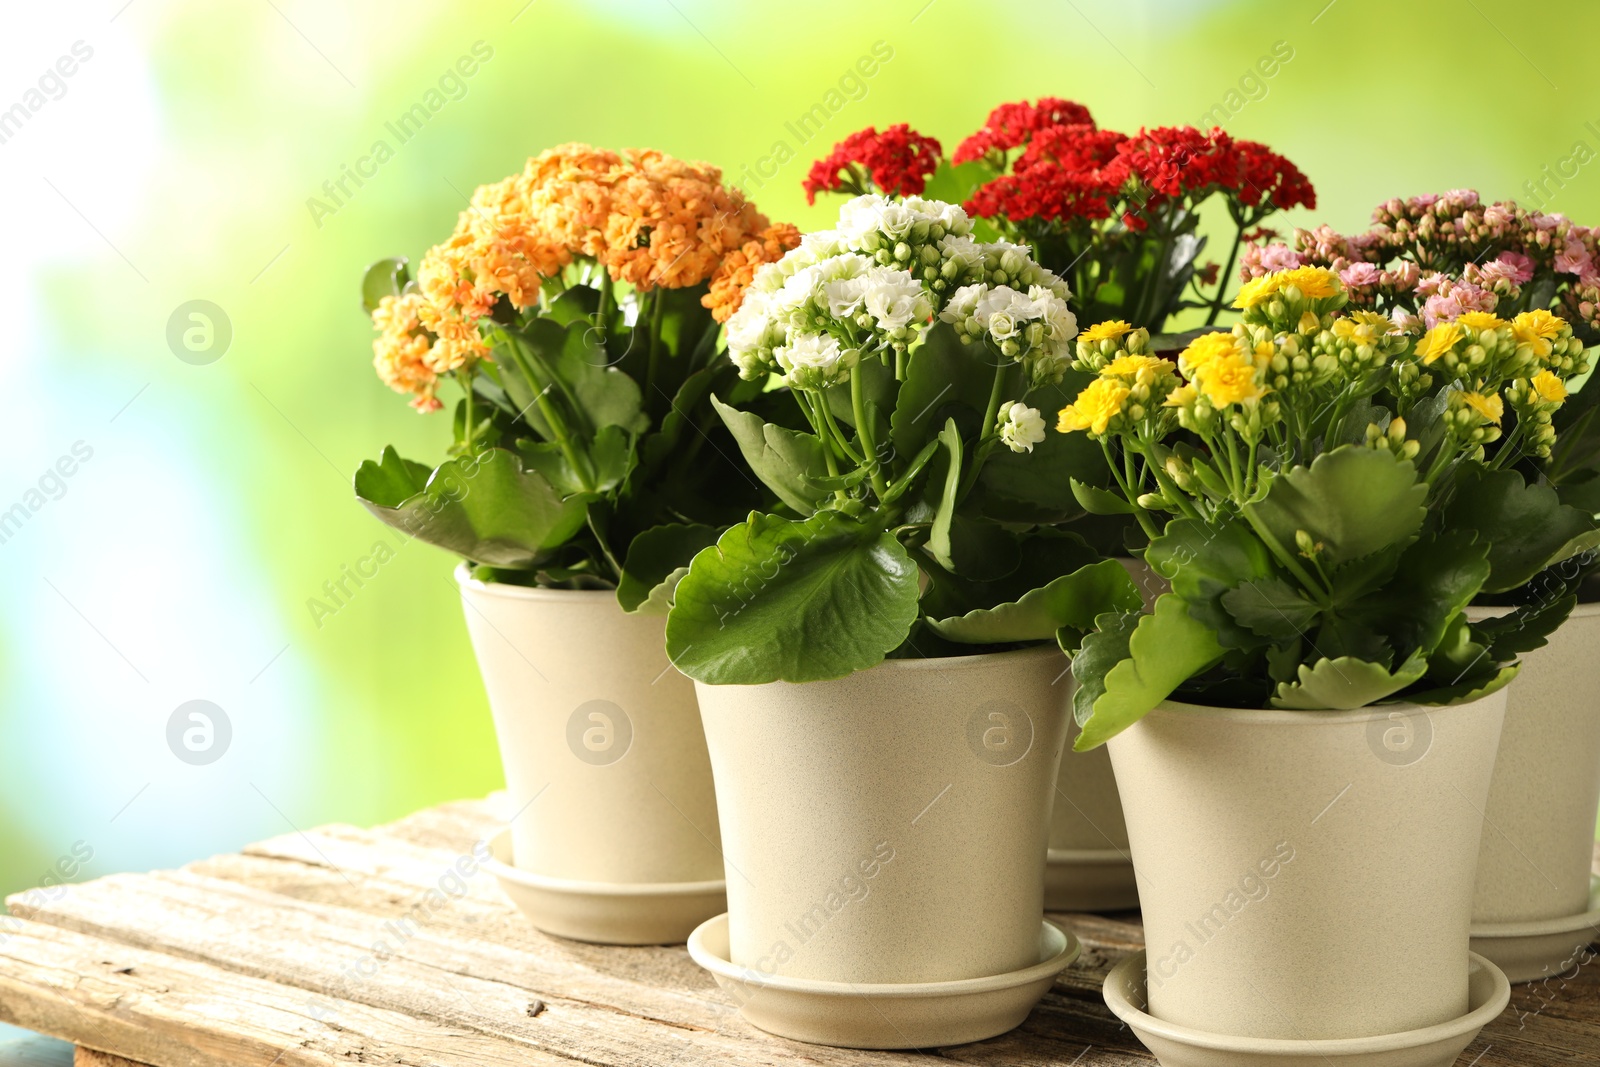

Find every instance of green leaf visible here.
[1145,517,1277,649]
[506,318,650,439]
[617,523,721,614]
[1475,594,1579,661]
[710,395,833,514]
[1070,478,1136,515]
[927,559,1142,644]
[1444,464,1600,593]
[1220,576,1322,641]
[666,510,922,683]
[890,321,993,458]
[1073,595,1226,750]
[1244,446,1427,568]
[544,285,599,327]
[354,448,589,568]
[927,419,964,571]
[352,445,431,503]
[1270,650,1428,710]
[1406,664,1520,706]
[974,426,1106,522]
[921,159,992,206]
[360,257,410,314]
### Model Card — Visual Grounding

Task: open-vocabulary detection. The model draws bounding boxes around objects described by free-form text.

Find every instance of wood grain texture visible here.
[0,798,1590,1067]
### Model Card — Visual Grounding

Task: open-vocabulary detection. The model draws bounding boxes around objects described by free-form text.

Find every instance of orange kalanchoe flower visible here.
[374,142,788,409]
[704,223,802,323]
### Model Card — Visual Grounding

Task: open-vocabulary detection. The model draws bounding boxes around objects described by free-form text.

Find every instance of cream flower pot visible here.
[457,567,725,943]
[1469,602,1600,980]
[689,645,1077,1046]
[1107,693,1507,1041]
[1043,556,1165,912]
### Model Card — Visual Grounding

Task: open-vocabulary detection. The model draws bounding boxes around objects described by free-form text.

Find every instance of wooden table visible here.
[0,799,1594,1067]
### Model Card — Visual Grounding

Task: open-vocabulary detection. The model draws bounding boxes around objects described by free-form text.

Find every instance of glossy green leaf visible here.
[890,321,993,458]
[360,257,410,314]
[1073,594,1226,750]
[1443,464,1600,592]
[927,559,1142,644]
[666,510,922,684]
[617,522,721,614]
[1243,446,1427,568]
[1405,663,1520,706]
[710,395,833,515]
[1220,576,1321,641]
[927,418,964,571]
[1270,650,1428,710]
[1070,478,1135,515]
[354,447,589,568]
[1145,517,1277,649]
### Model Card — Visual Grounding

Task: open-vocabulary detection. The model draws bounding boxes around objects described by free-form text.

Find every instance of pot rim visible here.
[1103,949,1510,1054]
[690,642,1065,690]
[455,562,619,603]
[1147,690,1504,727]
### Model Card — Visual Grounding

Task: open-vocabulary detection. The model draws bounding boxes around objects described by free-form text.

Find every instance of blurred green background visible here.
[3,0,1597,902]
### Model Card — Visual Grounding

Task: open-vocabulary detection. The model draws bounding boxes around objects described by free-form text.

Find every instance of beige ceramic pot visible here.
[693,645,1072,989]
[1469,602,1600,980]
[1107,693,1507,1041]
[1043,557,1164,913]
[457,567,724,942]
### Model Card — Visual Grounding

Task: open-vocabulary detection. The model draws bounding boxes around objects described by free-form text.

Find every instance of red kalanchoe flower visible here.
[1116,126,1233,200]
[953,97,1096,163]
[963,124,1130,224]
[802,124,943,204]
[1230,139,1316,212]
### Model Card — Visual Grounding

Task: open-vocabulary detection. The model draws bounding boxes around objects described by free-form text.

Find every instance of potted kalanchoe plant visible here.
[1060,266,1595,1059]
[802,100,1318,912]
[671,193,1136,1048]
[355,143,797,945]
[1246,191,1600,981]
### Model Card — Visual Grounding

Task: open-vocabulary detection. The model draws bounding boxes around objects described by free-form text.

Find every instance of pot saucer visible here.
[1045,847,1139,912]
[483,829,725,945]
[1103,950,1509,1067]
[687,914,1079,1049]
[1471,877,1600,983]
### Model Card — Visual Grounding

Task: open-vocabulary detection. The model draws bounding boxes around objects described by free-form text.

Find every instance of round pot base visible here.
[687,914,1079,1049]
[1044,848,1139,912]
[484,829,725,945]
[1471,877,1600,983]
[1103,950,1509,1067]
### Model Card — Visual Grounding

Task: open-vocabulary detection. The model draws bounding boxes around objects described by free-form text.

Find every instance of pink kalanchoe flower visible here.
[1258,244,1303,272]
[1422,280,1498,328]
[1339,262,1381,287]
[1474,259,1522,289]
[1532,213,1562,231]
[1415,272,1447,299]
[1494,251,1534,284]
[1555,239,1593,276]
[1410,193,1441,211]
[1382,261,1421,291]
[1443,189,1479,209]
[1391,308,1423,334]
[1483,203,1515,231]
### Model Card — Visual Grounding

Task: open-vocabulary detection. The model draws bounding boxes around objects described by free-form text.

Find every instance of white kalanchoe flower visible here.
[996,402,1048,453]
[775,333,857,390]
[862,267,931,336]
[725,289,787,380]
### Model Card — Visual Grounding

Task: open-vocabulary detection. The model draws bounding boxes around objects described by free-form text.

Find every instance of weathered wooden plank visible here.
[8,870,987,1066]
[0,917,578,1067]
[76,1049,156,1067]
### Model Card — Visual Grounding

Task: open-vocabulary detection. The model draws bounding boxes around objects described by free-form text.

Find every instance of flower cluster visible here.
[952,97,1097,164]
[370,144,790,410]
[726,195,1076,390]
[1242,189,1600,344]
[802,124,944,204]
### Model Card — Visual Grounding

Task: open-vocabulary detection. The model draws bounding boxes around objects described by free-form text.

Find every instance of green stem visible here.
[1239,503,1332,606]
[852,368,890,501]
[818,398,865,465]
[1206,215,1246,327]
[585,511,624,584]
[1104,439,1160,538]
[645,289,665,402]
[597,271,614,343]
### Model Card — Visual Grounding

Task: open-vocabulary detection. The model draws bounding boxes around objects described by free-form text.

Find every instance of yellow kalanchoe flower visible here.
[1456,311,1507,331]
[1196,354,1270,407]
[1178,331,1241,378]
[1531,369,1568,405]
[1232,266,1342,309]
[1057,377,1131,435]
[1512,309,1565,360]
[1081,319,1134,344]
[1415,322,1466,365]
[1461,391,1505,425]
[1103,353,1167,379]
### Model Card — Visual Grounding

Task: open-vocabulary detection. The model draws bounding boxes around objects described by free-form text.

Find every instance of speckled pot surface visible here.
[457,567,723,887]
[693,645,1071,985]
[1107,693,1507,1040]
[1469,604,1600,924]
